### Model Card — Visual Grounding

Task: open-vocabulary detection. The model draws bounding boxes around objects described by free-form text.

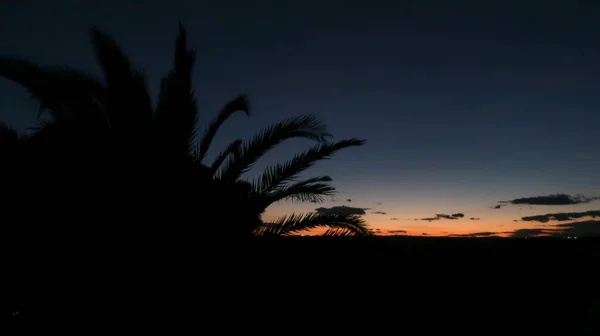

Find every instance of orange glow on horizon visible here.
[262,198,599,237]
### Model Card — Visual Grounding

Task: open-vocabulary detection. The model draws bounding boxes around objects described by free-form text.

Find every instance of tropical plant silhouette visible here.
[207,131,371,236]
[0,22,371,241]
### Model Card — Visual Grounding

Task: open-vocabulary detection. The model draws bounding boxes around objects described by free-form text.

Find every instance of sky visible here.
[1,0,599,237]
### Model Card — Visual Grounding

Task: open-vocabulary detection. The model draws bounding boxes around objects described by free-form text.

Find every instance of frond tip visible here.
[322,228,356,237]
[260,176,336,204]
[196,94,250,162]
[254,138,366,194]
[254,212,372,237]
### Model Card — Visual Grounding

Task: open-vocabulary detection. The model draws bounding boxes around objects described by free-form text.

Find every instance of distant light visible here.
[301,234,305,237]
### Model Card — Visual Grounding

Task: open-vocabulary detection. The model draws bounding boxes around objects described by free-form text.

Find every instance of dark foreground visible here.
[7,236,600,334]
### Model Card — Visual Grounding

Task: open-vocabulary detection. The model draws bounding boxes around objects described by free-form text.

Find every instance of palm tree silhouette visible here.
[0,22,371,240]
[205,128,371,236]
[1,23,373,327]
[0,24,251,242]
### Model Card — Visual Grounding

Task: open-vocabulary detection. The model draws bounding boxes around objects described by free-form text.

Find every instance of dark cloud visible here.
[473,232,497,237]
[421,213,465,221]
[436,214,457,220]
[506,220,600,238]
[315,206,367,215]
[521,210,600,223]
[551,220,600,237]
[390,218,398,220]
[491,205,506,209]
[387,230,406,234]
[449,232,498,238]
[510,228,548,238]
[503,194,599,206]
[422,233,429,236]
[371,211,387,215]
[470,217,480,220]
[346,199,352,202]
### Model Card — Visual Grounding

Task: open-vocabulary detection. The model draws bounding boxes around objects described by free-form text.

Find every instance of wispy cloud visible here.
[449,232,498,238]
[315,205,368,215]
[521,210,600,223]
[509,228,548,238]
[421,213,465,221]
[504,219,600,238]
[387,229,407,234]
[371,211,387,215]
[501,194,599,206]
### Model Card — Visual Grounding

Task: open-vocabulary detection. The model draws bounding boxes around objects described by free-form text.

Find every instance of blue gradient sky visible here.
[1,0,599,235]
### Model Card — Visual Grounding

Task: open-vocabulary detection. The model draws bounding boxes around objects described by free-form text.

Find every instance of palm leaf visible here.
[260,176,335,206]
[322,228,356,236]
[153,22,199,158]
[0,57,105,123]
[195,94,250,162]
[209,139,242,176]
[254,212,371,236]
[254,138,366,194]
[90,28,153,134]
[0,58,113,154]
[218,115,332,183]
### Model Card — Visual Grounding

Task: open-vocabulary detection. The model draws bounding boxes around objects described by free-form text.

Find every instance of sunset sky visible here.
[1,0,599,237]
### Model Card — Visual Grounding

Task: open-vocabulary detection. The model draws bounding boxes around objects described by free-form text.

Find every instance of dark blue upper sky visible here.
[1,0,599,235]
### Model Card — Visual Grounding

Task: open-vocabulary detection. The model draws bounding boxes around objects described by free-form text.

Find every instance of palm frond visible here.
[322,228,356,236]
[90,28,153,133]
[209,139,242,176]
[254,138,366,194]
[0,57,105,123]
[90,28,135,87]
[195,94,250,162]
[260,176,335,206]
[218,115,332,183]
[153,22,199,157]
[254,212,371,236]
